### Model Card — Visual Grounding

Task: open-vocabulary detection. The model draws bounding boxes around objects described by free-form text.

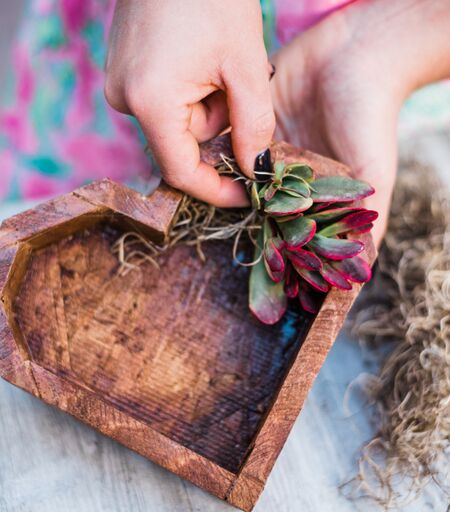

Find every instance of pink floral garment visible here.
[0,0,351,201]
[273,0,355,45]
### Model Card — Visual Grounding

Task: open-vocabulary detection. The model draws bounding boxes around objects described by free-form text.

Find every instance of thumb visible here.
[224,58,276,178]
[333,117,398,248]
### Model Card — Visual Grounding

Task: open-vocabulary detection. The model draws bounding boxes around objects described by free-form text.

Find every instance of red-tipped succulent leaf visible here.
[307,234,364,260]
[279,216,316,248]
[288,247,322,272]
[264,191,313,216]
[320,261,352,290]
[318,210,378,237]
[264,236,285,273]
[249,234,287,325]
[298,283,324,314]
[310,176,374,203]
[284,265,299,299]
[331,256,372,283]
[294,267,330,293]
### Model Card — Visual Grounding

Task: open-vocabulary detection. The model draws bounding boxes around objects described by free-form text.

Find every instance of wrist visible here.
[342,0,450,102]
[338,1,409,107]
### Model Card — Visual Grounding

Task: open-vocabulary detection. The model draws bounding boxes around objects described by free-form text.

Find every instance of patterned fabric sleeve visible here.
[0,0,149,201]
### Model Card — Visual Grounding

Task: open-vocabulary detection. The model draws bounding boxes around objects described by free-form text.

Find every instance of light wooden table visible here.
[0,196,444,512]
[0,306,376,512]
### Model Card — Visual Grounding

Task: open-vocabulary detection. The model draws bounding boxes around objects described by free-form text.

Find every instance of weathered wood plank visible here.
[29,363,235,499]
[0,193,106,250]
[75,180,182,243]
[0,244,38,395]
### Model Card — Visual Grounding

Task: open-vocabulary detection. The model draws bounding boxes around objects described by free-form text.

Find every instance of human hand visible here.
[270,0,450,246]
[105,0,275,207]
[270,5,399,246]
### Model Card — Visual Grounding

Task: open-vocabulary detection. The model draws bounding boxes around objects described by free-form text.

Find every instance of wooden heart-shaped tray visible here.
[0,135,375,511]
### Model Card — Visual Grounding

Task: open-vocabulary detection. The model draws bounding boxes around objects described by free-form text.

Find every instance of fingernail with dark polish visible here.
[270,64,276,80]
[254,148,272,181]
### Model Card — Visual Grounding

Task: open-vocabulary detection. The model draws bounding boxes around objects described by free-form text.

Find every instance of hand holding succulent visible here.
[249,161,377,324]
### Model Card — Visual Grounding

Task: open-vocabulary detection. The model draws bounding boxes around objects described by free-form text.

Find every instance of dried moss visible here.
[113,155,262,274]
[347,162,450,507]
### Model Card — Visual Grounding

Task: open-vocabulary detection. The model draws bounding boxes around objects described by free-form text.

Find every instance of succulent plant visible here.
[249,161,377,324]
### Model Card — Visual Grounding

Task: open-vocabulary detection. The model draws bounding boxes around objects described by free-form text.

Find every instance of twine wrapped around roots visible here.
[347,162,450,507]
[112,155,262,275]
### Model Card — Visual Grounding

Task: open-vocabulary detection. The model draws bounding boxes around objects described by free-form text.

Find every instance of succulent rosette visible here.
[249,161,377,324]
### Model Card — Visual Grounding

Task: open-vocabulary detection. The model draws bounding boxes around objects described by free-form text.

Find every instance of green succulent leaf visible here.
[264,183,278,201]
[263,217,276,240]
[274,212,303,223]
[285,163,314,182]
[249,231,287,325]
[265,191,313,216]
[306,207,363,224]
[279,177,311,198]
[258,182,270,198]
[310,176,374,203]
[279,215,316,248]
[279,189,306,199]
[273,161,286,183]
[318,210,378,237]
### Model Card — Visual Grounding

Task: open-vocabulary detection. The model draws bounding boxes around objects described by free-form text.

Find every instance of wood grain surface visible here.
[14,225,311,474]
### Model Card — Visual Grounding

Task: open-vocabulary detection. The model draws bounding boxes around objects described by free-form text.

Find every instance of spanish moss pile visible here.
[348,162,450,507]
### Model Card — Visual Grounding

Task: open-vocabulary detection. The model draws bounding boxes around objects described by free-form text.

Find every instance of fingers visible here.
[337,117,398,248]
[189,62,276,144]
[159,133,249,208]
[106,77,229,142]
[105,77,248,206]
[105,53,275,206]
[189,91,229,142]
[134,97,248,207]
[358,154,396,248]
[223,56,276,178]
[104,74,131,115]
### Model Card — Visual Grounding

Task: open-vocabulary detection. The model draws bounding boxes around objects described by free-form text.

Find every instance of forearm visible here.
[342,0,450,101]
